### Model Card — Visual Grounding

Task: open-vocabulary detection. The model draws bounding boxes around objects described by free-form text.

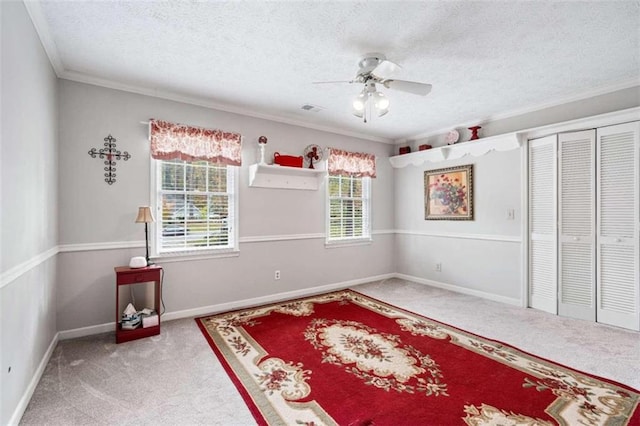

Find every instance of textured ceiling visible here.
[32,1,640,142]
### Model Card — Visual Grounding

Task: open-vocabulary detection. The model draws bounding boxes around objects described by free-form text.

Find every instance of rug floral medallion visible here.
[196,290,639,425]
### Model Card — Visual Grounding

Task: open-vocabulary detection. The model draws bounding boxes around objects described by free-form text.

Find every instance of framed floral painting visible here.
[424,164,473,220]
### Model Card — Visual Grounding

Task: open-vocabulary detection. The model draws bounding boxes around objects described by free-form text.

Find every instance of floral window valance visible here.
[149,119,242,166]
[328,148,376,178]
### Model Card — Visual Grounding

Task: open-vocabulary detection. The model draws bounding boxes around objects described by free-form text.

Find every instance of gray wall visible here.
[1,2,59,424]
[56,80,396,331]
[2,4,638,421]
[394,86,640,304]
[394,149,523,303]
[406,86,640,149]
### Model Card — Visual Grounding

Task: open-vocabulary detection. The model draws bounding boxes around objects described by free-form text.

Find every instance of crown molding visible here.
[59,70,393,144]
[24,0,635,148]
[23,0,392,145]
[517,106,640,140]
[395,78,640,144]
[23,0,64,76]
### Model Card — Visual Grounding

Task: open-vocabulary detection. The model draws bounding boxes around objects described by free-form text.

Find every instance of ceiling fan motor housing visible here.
[356,53,389,82]
[358,54,385,73]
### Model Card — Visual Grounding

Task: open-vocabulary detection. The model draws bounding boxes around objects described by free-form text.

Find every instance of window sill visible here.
[151,249,240,263]
[325,238,372,249]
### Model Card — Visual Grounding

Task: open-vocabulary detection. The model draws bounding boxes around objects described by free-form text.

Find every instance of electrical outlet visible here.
[274,270,281,280]
[435,263,442,272]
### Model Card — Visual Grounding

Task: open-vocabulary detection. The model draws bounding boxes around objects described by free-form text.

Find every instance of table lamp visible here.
[135,206,155,266]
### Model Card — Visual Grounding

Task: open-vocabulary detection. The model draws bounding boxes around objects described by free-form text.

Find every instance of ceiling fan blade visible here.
[371,60,401,79]
[312,80,354,84]
[383,79,432,96]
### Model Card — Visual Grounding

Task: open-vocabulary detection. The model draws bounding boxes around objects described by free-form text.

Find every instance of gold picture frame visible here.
[424,164,473,220]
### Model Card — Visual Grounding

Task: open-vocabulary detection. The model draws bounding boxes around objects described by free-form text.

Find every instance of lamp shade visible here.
[135,206,155,223]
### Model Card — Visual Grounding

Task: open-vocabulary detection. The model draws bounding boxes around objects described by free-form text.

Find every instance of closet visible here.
[529,121,639,331]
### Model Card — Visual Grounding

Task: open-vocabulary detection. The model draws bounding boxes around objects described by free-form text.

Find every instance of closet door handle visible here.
[573,237,580,241]
[614,238,622,243]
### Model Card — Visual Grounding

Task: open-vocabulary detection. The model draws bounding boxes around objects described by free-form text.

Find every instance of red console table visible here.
[114,265,162,343]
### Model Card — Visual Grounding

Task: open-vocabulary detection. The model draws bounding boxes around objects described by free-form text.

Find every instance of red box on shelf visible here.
[274,152,303,167]
[399,146,411,155]
[419,144,432,151]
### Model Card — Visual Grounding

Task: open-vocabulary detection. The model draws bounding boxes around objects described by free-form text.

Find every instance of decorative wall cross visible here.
[88,134,131,185]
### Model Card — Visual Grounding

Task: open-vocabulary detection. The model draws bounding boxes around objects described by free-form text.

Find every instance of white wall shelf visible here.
[249,164,326,190]
[389,132,523,168]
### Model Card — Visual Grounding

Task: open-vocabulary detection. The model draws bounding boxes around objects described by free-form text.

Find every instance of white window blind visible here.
[327,175,371,242]
[153,159,236,255]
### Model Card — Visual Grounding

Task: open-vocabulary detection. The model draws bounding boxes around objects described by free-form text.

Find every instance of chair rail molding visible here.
[395,230,521,243]
[58,241,145,252]
[0,246,59,289]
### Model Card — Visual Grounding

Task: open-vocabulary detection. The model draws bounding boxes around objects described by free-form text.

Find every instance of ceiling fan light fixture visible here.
[352,91,367,116]
[373,91,390,111]
[376,105,389,117]
[352,88,389,120]
[314,53,431,123]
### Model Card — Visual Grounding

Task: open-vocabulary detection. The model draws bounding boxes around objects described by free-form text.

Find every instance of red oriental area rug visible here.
[195,290,639,425]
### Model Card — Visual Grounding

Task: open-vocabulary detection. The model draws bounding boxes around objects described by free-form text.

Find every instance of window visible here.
[147,118,241,257]
[152,159,237,256]
[327,175,371,242]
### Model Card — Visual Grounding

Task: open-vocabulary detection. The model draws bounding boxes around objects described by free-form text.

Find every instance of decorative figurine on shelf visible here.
[258,136,268,165]
[274,152,304,167]
[468,126,482,141]
[303,144,323,169]
[446,129,460,145]
[306,147,319,169]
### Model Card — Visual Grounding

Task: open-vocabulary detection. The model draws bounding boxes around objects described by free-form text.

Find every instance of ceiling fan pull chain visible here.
[364,99,369,123]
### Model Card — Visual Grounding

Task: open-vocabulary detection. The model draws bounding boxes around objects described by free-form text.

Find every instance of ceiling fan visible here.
[314,53,432,122]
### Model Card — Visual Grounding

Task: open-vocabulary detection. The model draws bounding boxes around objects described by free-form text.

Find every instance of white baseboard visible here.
[57,273,520,341]
[27,271,514,425]
[163,273,395,321]
[395,273,522,307]
[58,322,115,340]
[59,273,396,340]
[9,332,59,426]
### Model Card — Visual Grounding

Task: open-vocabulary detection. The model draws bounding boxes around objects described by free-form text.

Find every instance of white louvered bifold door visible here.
[596,121,640,331]
[558,130,596,321]
[529,135,558,314]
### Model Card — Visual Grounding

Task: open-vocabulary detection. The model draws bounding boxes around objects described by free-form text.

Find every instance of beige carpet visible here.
[20,278,640,425]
